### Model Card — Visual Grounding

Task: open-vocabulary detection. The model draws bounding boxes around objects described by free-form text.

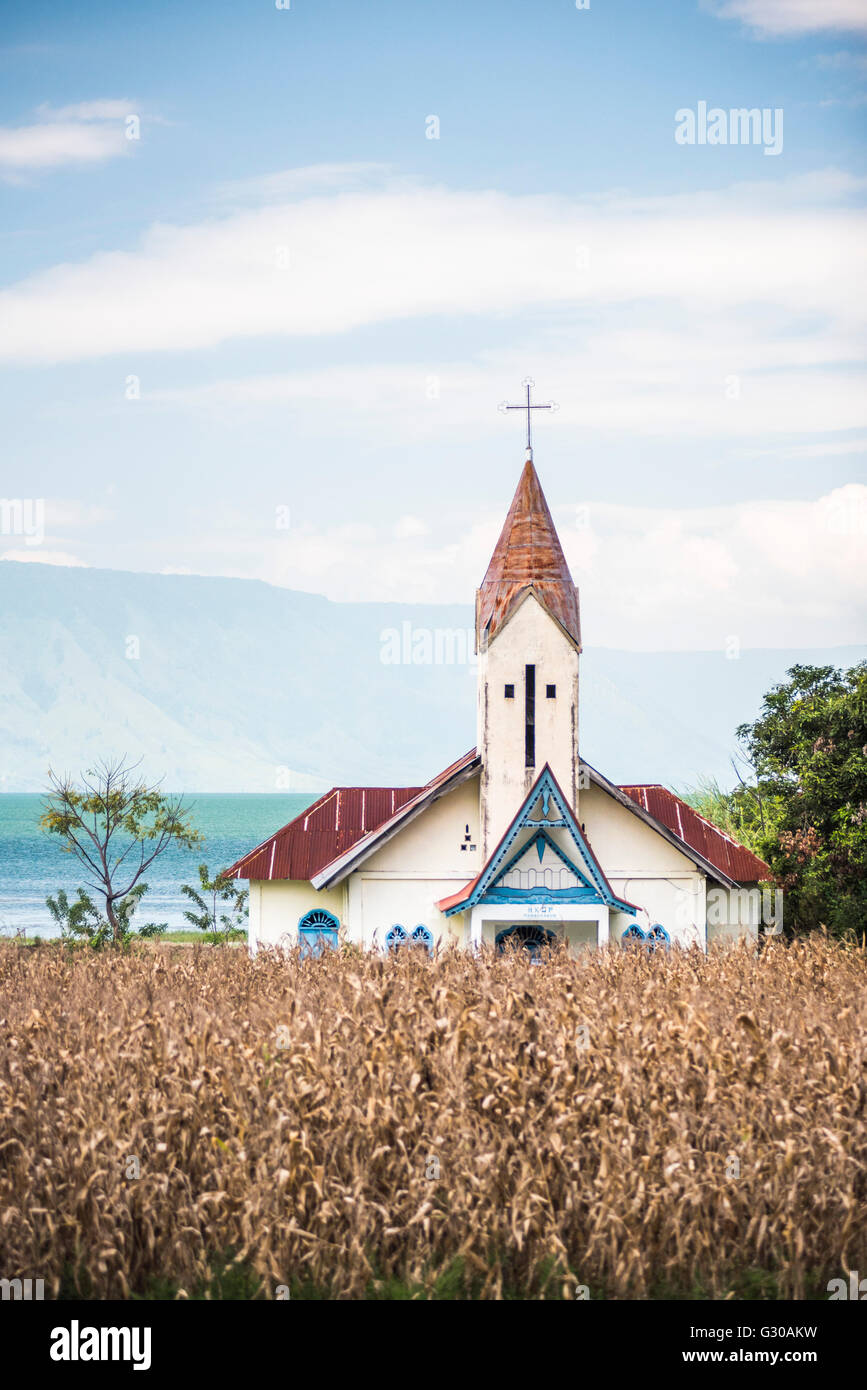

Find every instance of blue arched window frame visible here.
[621,922,670,951]
[385,924,434,955]
[385,924,407,952]
[622,922,646,943]
[411,925,434,954]
[298,909,340,958]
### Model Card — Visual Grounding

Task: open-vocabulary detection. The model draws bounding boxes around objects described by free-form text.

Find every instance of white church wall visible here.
[707,919,760,946]
[362,776,481,875]
[251,879,347,950]
[250,779,480,950]
[706,886,763,945]
[580,782,699,876]
[581,782,708,945]
[608,874,707,949]
[478,593,579,857]
[358,876,467,950]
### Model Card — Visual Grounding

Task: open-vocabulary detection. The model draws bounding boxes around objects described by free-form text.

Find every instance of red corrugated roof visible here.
[477,459,581,650]
[225,784,423,881]
[620,784,770,881]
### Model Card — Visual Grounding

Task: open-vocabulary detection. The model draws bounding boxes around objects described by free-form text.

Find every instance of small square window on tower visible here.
[504,684,515,699]
[546,684,556,699]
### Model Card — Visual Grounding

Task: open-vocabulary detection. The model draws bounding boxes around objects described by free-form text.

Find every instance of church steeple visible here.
[475,457,581,857]
[476,458,581,653]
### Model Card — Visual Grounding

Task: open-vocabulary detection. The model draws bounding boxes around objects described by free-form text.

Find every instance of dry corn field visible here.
[1,937,865,1300]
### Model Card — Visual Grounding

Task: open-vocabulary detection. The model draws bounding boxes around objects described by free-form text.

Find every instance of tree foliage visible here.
[46,883,167,950]
[41,758,202,945]
[689,663,867,937]
[181,863,248,944]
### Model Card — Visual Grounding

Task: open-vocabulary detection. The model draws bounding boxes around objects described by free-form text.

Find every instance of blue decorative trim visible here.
[298,908,339,958]
[443,766,634,916]
[491,827,599,897]
[622,923,646,941]
[484,885,602,904]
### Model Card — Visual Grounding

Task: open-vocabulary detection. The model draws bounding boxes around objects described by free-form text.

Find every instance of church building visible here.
[227,434,769,958]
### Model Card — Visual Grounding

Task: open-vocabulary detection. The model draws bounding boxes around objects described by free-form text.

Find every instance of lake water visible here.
[0,793,316,938]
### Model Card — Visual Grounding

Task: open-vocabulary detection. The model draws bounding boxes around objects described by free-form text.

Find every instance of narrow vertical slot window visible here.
[525,663,535,767]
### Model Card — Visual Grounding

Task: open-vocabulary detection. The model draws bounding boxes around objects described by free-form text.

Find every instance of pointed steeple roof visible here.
[476,458,581,649]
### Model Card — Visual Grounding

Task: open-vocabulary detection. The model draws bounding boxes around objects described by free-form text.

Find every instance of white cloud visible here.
[568,485,867,648]
[0,122,126,171]
[0,550,88,567]
[737,438,867,459]
[394,515,429,539]
[1,168,864,363]
[707,0,867,36]
[36,100,136,122]
[186,484,866,651]
[46,499,115,527]
[152,339,867,445]
[0,100,135,173]
[216,161,395,204]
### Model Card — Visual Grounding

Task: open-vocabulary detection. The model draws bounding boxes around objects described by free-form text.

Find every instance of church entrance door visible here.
[494,924,556,961]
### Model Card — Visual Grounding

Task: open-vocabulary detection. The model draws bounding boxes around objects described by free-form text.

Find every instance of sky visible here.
[0,0,865,651]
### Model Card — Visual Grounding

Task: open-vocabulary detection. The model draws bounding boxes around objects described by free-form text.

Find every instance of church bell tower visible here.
[475,455,582,858]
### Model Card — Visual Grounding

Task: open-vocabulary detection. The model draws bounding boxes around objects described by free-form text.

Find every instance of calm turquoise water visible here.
[0,794,315,938]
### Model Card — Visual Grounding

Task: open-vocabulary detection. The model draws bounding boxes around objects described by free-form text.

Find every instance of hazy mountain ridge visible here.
[1,562,863,794]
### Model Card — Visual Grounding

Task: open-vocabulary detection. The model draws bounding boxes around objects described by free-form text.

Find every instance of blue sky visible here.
[0,0,865,650]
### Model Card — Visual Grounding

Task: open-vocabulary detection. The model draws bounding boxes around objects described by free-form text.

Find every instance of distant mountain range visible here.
[1,561,863,795]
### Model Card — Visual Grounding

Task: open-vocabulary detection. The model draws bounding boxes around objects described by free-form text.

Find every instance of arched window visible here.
[385,924,408,953]
[621,922,670,952]
[385,924,434,954]
[495,924,555,961]
[298,909,339,958]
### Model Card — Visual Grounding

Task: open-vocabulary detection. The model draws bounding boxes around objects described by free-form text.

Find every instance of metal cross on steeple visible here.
[498,378,559,459]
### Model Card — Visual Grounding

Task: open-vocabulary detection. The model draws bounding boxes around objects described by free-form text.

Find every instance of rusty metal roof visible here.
[477,458,581,650]
[224,784,424,881]
[620,784,771,882]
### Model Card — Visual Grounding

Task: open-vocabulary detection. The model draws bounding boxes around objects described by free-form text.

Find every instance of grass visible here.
[3,929,242,949]
[145,930,243,945]
[59,1249,829,1301]
[1,936,865,1300]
